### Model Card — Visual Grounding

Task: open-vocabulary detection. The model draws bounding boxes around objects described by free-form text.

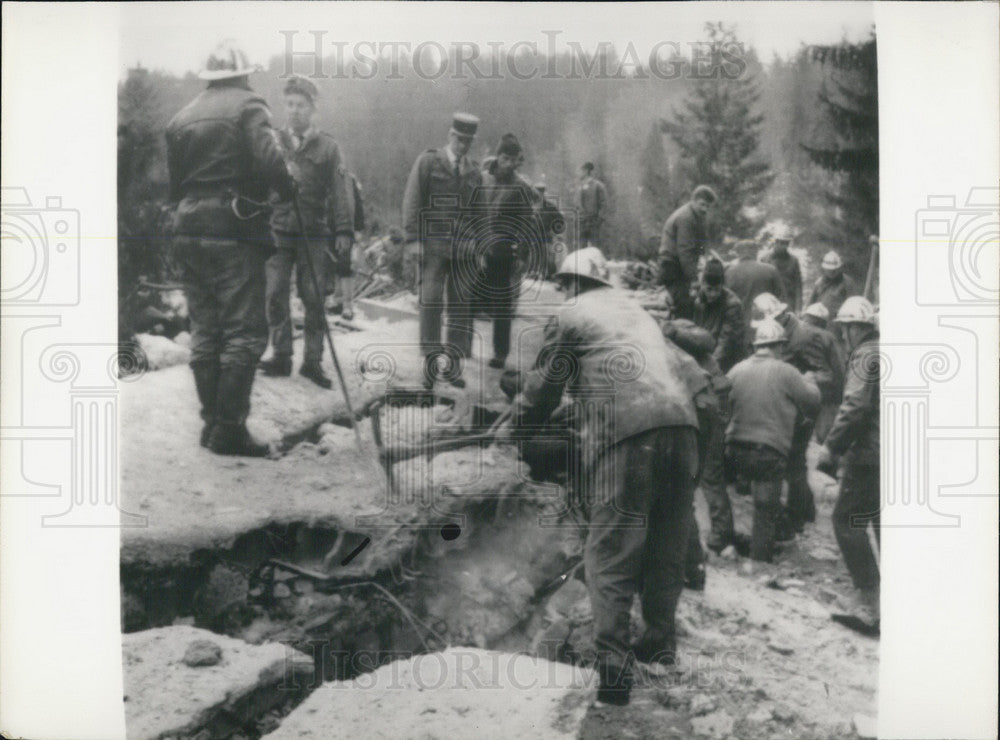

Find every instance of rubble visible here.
[183,639,222,667]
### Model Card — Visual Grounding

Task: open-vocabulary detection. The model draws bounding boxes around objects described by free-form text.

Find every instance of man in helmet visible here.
[402,113,483,389]
[725,319,820,562]
[808,250,861,320]
[260,76,354,389]
[693,258,747,373]
[658,185,717,320]
[166,40,296,456]
[801,303,847,442]
[499,246,700,706]
[724,239,786,317]
[751,292,843,531]
[762,228,803,313]
[816,297,880,630]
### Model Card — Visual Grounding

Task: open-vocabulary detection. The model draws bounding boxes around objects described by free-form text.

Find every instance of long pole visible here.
[290,195,364,451]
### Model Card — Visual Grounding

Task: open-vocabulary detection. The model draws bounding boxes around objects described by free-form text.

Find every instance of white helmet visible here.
[555,247,611,286]
[821,250,843,270]
[752,318,787,347]
[772,224,794,242]
[803,302,829,321]
[199,40,261,81]
[750,292,788,327]
[834,296,877,326]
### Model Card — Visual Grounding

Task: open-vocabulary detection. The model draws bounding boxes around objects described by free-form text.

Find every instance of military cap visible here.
[450,113,479,139]
[284,76,318,102]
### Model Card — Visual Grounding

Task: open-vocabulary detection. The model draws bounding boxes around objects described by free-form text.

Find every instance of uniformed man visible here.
[260,76,353,389]
[477,134,539,370]
[752,292,842,531]
[402,113,483,388]
[725,319,820,562]
[762,227,803,313]
[576,162,607,251]
[658,185,717,319]
[724,239,785,317]
[166,41,295,456]
[808,250,861,320]
[801,302,847,442]
[692,259,747,373]
[816,297,880,629]
[499,247,700,706]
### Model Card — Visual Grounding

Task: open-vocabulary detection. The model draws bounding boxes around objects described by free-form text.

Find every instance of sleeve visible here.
[803,333,838,401]
[240,103,294,200]
[658,215,674,258]
[713,300,745,366]
[791,260,803,312]
[327,143,354,237]
[770,269,786,302]
[511,318,572,428]
[825,347,877,455]
[401,154,426,243]
[788,366,822,418]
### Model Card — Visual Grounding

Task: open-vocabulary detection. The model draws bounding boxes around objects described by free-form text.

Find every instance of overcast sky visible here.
[117,1,875,77]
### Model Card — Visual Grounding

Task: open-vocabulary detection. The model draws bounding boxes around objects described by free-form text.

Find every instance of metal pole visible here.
[290,195,364,451]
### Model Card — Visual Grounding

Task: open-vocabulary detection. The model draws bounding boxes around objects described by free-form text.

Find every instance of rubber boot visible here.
[258,355,292,377]
[209,365,269,457]
[630,628,676,668]
[750,496,779,562]
[595,661,632,706]
[191,360,219,448]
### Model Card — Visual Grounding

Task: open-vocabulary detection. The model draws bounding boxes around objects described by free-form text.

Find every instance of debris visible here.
[183,639,222,667]
[690,694,718,716]
[767,642,795,656]
[273,583,292,599]
[773,706,796,723]
[747,705,773,723]
[690,709,735,738]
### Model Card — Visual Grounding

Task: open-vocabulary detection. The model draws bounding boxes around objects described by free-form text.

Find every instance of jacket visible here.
[778,313,843,405]
[402,147,482,259]
[724,258,786,316]
[480,162,540,260]
[825,337,879,466]
[693,286,747,373]
[576,176,607,221]
[808,272,861,320]
[512,287,698,464]
[762,250,803,313]
[659,202,709,284]
[725,353,821,456]
[166,83,293,240]
[270,128,353,237]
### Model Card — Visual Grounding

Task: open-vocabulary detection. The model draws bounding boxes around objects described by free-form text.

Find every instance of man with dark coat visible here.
[658,185,717,319]
[576,162,607,251]
[808,250,861,320]
[817,297,881,629]
[402,113,483,388]
[499,247,700,707]
[802,302,847,442]
[165,41,295,456]
[762,228,803,313]
[261,76,354,388]
[724,239,785,317]
[692,259,747,373]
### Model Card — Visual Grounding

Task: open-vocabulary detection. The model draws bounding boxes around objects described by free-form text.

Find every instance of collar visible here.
[288,126,316,149]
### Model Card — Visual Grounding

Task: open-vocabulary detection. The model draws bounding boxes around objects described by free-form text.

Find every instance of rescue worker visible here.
[808,250,861,320]
[692,259,747,373]
[658,185,717,320]
[816,297,880,629]
[165,41,295,456]
[752,292,842,531]
[725,319,820,562]
[576,162,607,251]
[724,239,785,317]
[477,134,538,370]
[261,76,354,388]
[801,302,847,442]
[499,247,700,706]
[402,113,482,389]
[762,227,803,313]
[534,183,565,279]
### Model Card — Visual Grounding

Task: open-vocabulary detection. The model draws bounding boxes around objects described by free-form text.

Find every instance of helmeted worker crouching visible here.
[725,319,820,561]
[166,41,296,456]
[498,247,700,707]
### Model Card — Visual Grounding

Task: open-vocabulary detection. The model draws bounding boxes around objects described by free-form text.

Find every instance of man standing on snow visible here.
[166,41,295,456]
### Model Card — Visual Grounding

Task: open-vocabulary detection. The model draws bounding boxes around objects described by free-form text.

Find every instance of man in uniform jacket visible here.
[165,41,295,457]
[500,247,700,707]
[261,76,354,389]
[808,250,861,320]
[402,113,482,388]
[692,259,747,373]
[575,162,607,251]
[477,134,539,369]
[724,239,785,317]
[762,229,803,313]
[658,185,717,320]
[817,297,881,628]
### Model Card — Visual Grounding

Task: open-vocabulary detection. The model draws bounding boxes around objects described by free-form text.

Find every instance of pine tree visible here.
[800,35,878,274]
[662,23,774,238]
[639,122,673,239]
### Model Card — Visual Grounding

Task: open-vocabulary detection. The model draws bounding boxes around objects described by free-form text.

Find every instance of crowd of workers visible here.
[163,42,880,709]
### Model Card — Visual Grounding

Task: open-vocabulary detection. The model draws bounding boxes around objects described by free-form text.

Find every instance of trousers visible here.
[725,442,787,562]
[785,417,817,527]
[417,251,473,359]
[833,463,880,589]
[266,232,328,364]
